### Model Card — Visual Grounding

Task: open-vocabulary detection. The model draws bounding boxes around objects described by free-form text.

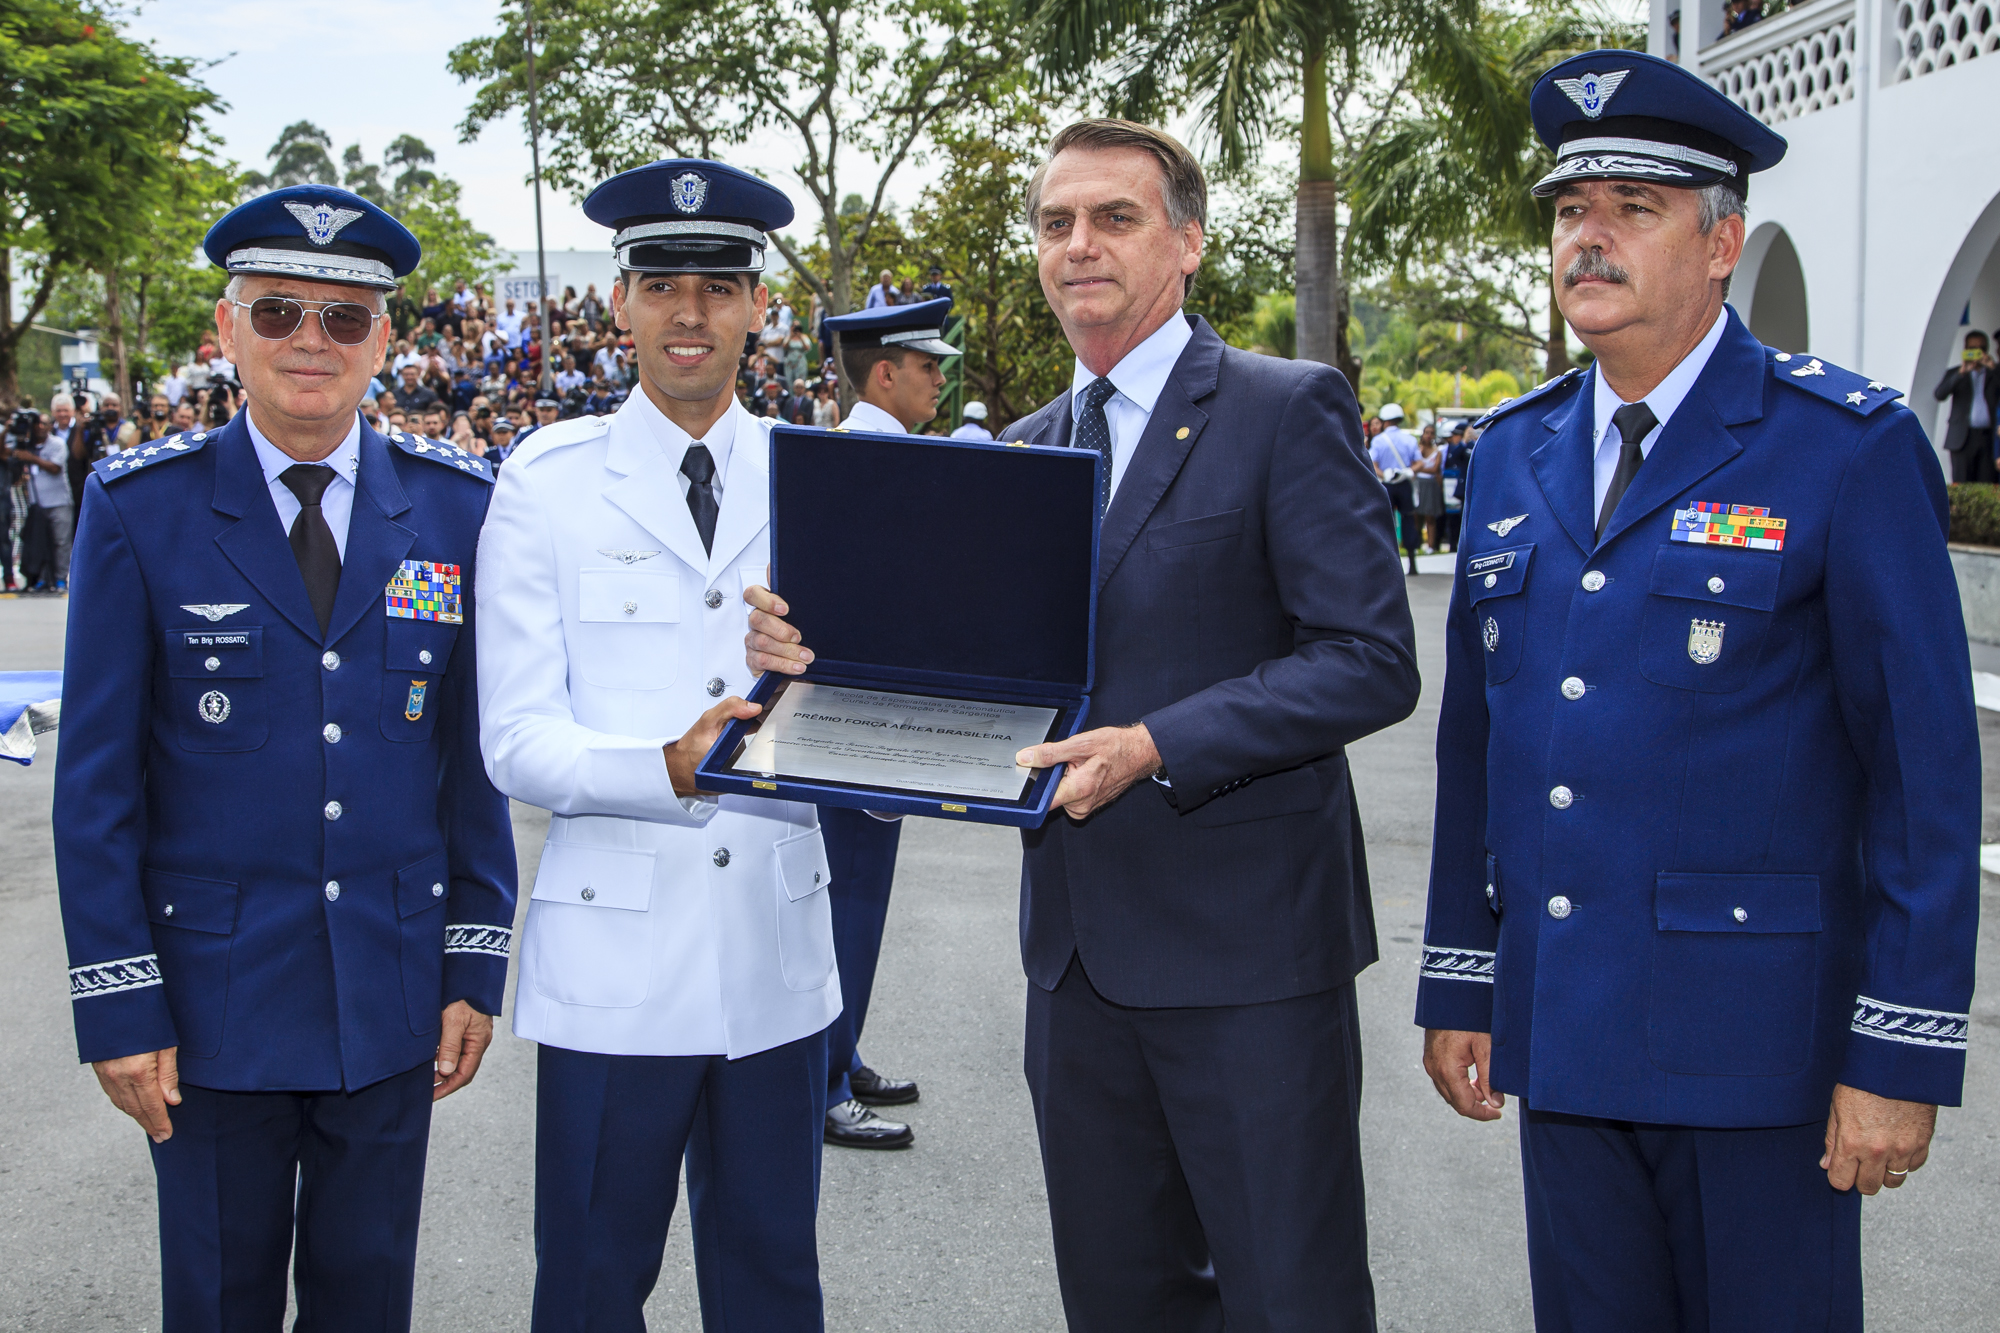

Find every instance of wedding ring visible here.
[1887,1168,1910,1176]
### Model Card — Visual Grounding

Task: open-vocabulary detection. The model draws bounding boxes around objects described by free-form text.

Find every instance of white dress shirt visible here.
[247,411,361,560]
[950,421,993,440]
[621,384,738,505]
[1066,313,1194,503]
[840,399,907,436]
[1971,369,1993,430]
[1590,307,1728,518]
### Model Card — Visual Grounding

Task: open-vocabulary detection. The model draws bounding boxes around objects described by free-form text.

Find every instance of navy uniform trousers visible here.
[818,806,903,1108]
[531,1032,829,1333]
[149,1062,434,1333]
[1521,1107,1861,1332]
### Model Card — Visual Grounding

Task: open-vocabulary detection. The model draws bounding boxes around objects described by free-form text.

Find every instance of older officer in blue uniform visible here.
[476,160,839,1332]
[811,297,966,1150]
[1418,52,1980,1330]
[54,186,517,1332]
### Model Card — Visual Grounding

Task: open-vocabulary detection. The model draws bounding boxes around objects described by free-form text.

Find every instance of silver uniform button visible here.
[323,723,342,743]
[1561,677,1585,701]
[623,600,638,615]
[205,656,221,672]
[705,588,724,609]
[1483,573,1497,588]
[1708,576,1725,594]
[706,677,725,697]
[325,881,341,902]
[419,649,433,665]
[1549,785,1573,809]
[432,882,444,897]
[163,904,175,917]
[1485,883,1496,901]
[1581,570,1606,592]
[713,848,731,868]
[1547,895,1572,919]
[1733,906,1749,923]
[322,651,341,670]
[324,801,343,820]
[581,886,596,901]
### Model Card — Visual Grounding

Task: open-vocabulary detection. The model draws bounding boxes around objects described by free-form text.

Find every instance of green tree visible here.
[0,0,220,403]
[244,120,339,190]
[1344,2,1641,379]
[453,0,1019,406]
[1018,0,1476,386]
[399,178,506,304]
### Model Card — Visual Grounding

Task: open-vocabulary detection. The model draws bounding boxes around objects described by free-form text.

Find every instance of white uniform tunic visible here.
[475,391,840,1058]
[839,399,907,435]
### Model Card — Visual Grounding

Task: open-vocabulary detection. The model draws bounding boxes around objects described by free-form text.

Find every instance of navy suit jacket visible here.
[1418,311,1980,1125]
[1009,316,1420,1007]
[54,412,517,1092]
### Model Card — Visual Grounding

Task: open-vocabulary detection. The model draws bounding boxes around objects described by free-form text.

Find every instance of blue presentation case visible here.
[694,422,1100,828]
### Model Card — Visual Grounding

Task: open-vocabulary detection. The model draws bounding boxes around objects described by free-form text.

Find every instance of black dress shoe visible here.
[825,1099,913,1150]
[849,1065,919,1107]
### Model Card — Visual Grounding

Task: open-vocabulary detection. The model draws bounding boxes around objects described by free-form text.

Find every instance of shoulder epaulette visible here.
[1768,351,1902,416]
[94,431,208,483]
[387,431,494,483]
[507,415,611,468]
[1472,367,1586,429]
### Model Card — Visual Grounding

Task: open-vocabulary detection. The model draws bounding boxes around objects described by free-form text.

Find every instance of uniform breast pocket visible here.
[381,620,459,742]
[527,841,657,1008]
[166,627,267,752]
[1467,545,1534,684]
[1648,872,1821,1076]
[1639,546,1783,693]
[575,568,679,691]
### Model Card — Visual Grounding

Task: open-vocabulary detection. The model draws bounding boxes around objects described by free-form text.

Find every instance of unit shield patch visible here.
[1688,619,1725,665]
[385,560,463,623]
[405,679,429,721]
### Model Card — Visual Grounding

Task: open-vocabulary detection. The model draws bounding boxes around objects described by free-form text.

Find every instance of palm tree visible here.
[1018,0,1476,386]
[1345,6,1641,380]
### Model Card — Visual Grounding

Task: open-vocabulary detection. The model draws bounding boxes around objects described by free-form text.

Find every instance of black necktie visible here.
[1073,377,1117,516]
[1596,401,1659,542]
[682,444,718,554]
[278,464,342,635]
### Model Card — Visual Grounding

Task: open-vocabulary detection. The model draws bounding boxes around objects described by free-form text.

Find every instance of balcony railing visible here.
[1699,0,1858,124]
[1893,0,2000,80]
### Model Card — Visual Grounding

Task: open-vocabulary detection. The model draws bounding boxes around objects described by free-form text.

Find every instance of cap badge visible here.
[1555,70,1628,119]
[670,171,709,214]
[283,201,366,247]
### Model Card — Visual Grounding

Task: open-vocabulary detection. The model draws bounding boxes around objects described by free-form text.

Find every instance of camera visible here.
[7,407,41,447]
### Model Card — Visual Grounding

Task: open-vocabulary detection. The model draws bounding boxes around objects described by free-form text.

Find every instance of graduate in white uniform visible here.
[475,158,838,1332]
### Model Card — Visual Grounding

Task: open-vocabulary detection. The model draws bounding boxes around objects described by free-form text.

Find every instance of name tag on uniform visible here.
[1466,551,1516,576]
[385,559,463,623]
[181,632,251,649]
[1671,502,1786,551]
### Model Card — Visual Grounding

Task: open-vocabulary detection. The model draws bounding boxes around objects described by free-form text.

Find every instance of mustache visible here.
[1563,250,1630,287]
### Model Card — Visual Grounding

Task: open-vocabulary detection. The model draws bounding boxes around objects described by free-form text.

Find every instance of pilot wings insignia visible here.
[597,549,661,565]
[181,603,251,622]
[282,201,366,247]
[1487,515,1530,538]
[1554,70,1629,119]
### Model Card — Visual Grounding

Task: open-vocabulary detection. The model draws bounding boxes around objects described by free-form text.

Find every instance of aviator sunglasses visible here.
[230,297,378,346]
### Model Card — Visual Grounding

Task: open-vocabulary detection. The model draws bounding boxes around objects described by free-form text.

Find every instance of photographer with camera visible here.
[1934,329,2000,483]
[70,393,123,509]
[8,398,74,593]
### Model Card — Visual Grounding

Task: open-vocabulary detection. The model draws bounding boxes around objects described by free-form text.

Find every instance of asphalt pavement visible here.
[2,579,1996,1331]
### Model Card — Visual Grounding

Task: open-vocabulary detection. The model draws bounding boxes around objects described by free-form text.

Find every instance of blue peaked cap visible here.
[1530,50,1787,198]
[822,297,959,356]
[203,185,420,292]
[584,159,793,274]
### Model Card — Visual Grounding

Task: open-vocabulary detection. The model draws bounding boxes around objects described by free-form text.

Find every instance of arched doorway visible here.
[1913,189,2000,449]
[1730,222,1810,353]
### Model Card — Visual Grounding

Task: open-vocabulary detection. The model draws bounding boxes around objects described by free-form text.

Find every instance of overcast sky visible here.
[119,0,829,253]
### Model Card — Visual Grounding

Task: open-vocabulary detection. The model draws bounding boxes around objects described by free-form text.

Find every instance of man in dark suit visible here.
[748,119,1418,1330]
[1933,329,2000,483]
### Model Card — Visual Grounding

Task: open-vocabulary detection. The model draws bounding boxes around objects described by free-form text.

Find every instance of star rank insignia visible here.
[1845,391,1867,406]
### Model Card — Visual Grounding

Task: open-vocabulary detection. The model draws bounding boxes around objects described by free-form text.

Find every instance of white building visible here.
[1650,0,1998,453]
[494,250,619,309]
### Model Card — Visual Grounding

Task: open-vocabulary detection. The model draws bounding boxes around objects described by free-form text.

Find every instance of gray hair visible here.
[1024,119,1208,236]
[1696,183,1745,236]
[222,273,387,314]
[1696,184,1747,299]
